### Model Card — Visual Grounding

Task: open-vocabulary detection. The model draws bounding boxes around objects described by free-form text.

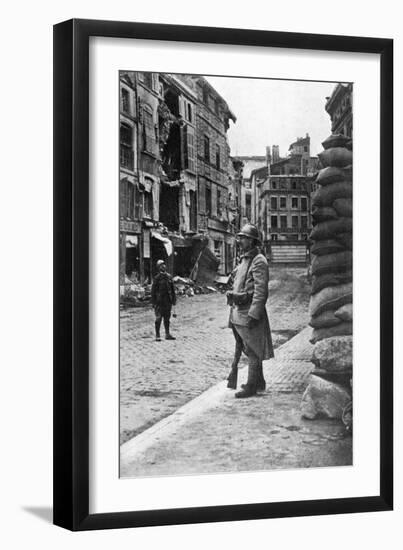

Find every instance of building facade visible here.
[194,77,237,275]
[236,155,267,226]
[325,83,353,137]
[250,136,319,264]
[119,72,237,287]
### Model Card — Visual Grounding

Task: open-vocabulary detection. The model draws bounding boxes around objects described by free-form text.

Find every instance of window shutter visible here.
[185,125,195,172]
[178,96,186,118]
[151,73,159,93]
[143,107,155,154]
[198,179,206,214]
[120,178,128,218]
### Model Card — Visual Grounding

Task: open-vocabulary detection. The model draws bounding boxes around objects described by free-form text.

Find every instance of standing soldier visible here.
[226,224,274,398]
[151,259,176,341]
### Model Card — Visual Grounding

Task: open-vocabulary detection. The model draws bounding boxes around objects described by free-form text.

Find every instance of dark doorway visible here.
[159,184,180,231]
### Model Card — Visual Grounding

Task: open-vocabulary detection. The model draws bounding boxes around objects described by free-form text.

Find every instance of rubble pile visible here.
[120,276,152,308]
[301,134,353,429]
[120,271,227,309]
[173,276,219,297]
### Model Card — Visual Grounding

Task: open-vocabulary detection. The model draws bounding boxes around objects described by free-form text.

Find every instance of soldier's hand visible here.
[247,316,259,328]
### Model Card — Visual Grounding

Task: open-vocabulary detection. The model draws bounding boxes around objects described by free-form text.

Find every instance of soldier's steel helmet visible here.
[156,259,166,267]
[237,223,261,243]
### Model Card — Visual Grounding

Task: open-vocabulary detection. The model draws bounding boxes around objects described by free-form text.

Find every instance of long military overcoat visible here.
[151,272,176,308]
[228,247,274,361]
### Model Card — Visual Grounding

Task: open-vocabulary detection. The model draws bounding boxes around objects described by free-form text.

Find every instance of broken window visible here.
[161,121,181,180]
[159,184,179,231]
[143,190,153,218]
[164,90,180,117]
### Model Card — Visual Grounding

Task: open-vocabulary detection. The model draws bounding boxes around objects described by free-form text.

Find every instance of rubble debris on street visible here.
[121,260,231,308]
[120,276,152,309]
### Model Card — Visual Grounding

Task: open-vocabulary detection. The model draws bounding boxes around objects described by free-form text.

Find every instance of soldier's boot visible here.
[257,362,266,391]
[241,362,266,391]
[155,320,161,342]
[164,318,176,340]
[241,363,266,391]
[235,358,258,398]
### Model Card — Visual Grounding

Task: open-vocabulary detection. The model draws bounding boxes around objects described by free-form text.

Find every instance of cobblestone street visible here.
[120,267,311,444]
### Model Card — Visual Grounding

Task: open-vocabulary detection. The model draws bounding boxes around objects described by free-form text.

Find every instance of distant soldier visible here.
[226,224,274,398]
[151,260,176,341]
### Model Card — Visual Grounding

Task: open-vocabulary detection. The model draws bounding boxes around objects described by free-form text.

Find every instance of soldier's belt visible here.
[228,291,253,306]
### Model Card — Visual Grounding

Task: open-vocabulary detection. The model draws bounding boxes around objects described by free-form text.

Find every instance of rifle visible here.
[227,337,243,389]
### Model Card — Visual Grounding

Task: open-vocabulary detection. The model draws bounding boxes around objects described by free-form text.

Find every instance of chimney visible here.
[272,145,280,163]
[265,146,271,165]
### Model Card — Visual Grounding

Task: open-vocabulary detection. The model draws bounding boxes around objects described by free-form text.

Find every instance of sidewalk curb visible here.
[120,367,248,466]
[121,327,313,470]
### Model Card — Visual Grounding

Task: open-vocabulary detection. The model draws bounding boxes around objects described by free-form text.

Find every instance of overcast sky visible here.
[206,76,339,158]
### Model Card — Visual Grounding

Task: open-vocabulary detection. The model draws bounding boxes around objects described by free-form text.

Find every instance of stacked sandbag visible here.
[301,134,353,422]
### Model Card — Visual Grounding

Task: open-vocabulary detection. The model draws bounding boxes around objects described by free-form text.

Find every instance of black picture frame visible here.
[53,18,393,531]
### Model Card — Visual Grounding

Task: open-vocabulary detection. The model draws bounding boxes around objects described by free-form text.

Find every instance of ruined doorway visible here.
[159,184,180,231]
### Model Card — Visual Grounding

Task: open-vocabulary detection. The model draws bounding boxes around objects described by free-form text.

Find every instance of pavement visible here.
[120,327,352,478]
[120,273,311,444]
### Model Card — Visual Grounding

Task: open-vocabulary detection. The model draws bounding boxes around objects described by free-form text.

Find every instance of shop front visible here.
[120,220,142,286]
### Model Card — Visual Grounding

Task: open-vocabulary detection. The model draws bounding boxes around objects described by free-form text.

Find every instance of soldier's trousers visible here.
[154,304,171,336]
[232,325,265,388]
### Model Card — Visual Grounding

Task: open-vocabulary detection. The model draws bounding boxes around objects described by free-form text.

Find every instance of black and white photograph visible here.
[0,0,397,542]
[119,72,353,478]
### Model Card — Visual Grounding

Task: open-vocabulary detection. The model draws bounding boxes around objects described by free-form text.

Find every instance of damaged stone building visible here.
[119,72,238,288]
[194,78,237,274]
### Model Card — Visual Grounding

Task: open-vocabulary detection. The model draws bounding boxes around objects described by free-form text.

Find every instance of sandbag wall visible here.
[301,134,353,425]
